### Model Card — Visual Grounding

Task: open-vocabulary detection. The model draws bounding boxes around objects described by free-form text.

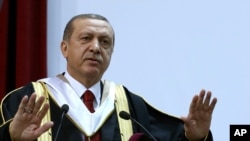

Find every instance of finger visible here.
[22,93,37,115]
[197,89,206,110]
[32,96,45,114]
[189,95,199,113]
[180,116,188,123]
[33,121,54,137]
[202,91,212,111]
[208,97,217,113]
[203,91,211,105]
[26,93,37,108]
[180,116,196,128]
[17,95,29,114]
[37,103,50,120]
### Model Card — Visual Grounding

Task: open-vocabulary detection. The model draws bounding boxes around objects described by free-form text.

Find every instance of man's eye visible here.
[81,37,90,41]
[101,39,111,48]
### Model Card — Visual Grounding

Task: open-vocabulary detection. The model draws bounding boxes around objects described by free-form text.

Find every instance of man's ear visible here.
[61,41,68,58]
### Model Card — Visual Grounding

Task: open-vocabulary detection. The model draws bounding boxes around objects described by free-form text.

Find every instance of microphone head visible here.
[119,111,131,120]
[61,104,69,113]
[129,133,151,141]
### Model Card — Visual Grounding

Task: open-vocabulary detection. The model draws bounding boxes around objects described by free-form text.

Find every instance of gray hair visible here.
[62,13,115,45]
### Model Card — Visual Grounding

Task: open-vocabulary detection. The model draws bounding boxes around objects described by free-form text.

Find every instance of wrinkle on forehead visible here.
[74,19,114,36]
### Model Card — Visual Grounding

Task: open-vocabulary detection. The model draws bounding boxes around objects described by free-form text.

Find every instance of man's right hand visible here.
[9,93,53,141]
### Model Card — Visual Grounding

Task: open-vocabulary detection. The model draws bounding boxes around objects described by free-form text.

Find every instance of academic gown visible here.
[0,82,213,141]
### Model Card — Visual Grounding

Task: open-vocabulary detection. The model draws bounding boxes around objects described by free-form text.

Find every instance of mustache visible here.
[84,55,102,62]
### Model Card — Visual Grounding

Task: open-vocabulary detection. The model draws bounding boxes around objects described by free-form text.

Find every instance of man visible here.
[0,14,217,141]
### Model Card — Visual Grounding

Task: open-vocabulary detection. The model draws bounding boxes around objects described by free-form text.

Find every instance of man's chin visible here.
[84,69,101,78]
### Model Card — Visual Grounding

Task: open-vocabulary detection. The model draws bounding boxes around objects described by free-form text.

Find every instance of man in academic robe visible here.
[0,13,217,141]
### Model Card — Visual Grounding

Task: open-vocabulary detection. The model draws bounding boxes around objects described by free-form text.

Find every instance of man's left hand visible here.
[181,89,217,141]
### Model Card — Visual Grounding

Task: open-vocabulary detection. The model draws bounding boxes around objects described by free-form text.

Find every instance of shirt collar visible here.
[64,71,101,107]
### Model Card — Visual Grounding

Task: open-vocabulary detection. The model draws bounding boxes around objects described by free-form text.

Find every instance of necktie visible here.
[82,90,101,141]
[83,90,95,113]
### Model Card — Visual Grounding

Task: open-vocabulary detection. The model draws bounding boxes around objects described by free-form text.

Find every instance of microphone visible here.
[129,133,151,141]
[119,111,157,141]
[54,104,69,141]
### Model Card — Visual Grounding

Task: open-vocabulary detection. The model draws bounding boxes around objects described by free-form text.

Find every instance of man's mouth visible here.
[85,58,99,63]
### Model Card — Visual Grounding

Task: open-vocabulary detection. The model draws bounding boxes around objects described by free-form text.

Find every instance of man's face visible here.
[61,18,114,84]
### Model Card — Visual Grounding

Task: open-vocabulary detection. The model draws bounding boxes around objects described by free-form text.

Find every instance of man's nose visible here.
[90,39,100,53]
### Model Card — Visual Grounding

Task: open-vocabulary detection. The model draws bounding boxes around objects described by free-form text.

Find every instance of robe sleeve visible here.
[0,121,12,141]
[123,86,214,141]
[0,82,35,141]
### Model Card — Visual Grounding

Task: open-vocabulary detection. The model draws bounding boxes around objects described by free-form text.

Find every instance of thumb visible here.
[180,116,195,127]
[180,116,188,123]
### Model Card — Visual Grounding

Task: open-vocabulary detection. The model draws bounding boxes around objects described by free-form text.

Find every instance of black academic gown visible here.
[0,82,213,141]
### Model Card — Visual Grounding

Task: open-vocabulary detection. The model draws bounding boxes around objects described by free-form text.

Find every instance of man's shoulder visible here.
[121,85,183,123]
[2,82,35,103]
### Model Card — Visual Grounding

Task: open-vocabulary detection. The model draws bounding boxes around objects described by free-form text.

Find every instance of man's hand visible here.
[181,90,217,141]
[9,93,54,141]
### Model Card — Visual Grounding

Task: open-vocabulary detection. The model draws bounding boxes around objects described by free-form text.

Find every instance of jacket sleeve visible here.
[0,82,35,141]
[0,121,12,141]
[123,86,213,141]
